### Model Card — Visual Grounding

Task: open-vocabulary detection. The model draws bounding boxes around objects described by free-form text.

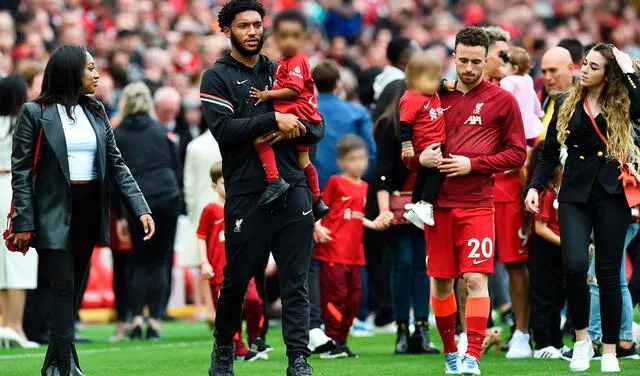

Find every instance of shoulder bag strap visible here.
[584,99,608,145]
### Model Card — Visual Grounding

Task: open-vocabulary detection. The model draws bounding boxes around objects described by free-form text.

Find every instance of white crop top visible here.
[56,104,98,180]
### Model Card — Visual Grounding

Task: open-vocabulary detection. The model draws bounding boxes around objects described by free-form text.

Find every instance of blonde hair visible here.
[556,44,640,165]
[121,82,154,117]
[405,51,442,87]
[507,47,532,75]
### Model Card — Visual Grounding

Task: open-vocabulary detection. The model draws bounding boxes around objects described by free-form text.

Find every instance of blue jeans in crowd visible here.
[391,225,430,321]
[588,223,639,343]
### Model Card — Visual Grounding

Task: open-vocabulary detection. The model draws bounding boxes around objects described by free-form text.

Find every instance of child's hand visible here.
[250,86,270,106]
[444,80,456,91]
[402,147,415,161]
[201,263,215,280]
[314,223,333,243]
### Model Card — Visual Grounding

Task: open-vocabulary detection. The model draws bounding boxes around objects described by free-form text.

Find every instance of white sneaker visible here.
[460,354,481,375]
[457,332,468,356]
[601,353,620,373]
[373,321,397,334]
[412,202,434,226]
[570,339,595,372]
[350,319,375,337]
[506,330,532,358]
[403,209,424,229]
[308,328,334,352]
[445,352,462,374]
[533,346,563,359]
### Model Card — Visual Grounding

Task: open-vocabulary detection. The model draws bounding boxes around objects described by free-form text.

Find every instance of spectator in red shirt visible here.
[197,162,271,362]
[314,135,385,359]
[249,10,329,220]
[525,142,566,359]
[398,51,446,228]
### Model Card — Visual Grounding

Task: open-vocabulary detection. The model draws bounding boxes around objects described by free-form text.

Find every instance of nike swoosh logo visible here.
[237,80,248,85]
[341,196,352,201]
[215,219,224,225]
[303,210,312,216]
[472,259,488,265]
[442,106,452,112]
[423,101,431,110]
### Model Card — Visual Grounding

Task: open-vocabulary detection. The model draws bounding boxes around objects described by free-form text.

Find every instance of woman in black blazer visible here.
[525,44,640,373]
[9,45,154,376]
[113,82,183,340]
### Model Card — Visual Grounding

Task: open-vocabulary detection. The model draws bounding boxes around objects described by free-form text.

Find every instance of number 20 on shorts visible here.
[467,237,493,259]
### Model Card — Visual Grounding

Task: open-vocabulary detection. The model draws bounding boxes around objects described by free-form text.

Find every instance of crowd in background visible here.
[0,0,640,360]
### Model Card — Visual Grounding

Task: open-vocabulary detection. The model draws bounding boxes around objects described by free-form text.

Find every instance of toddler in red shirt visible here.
[398,51,446,228]
[314,135,384,359]
[249,10,328,219]
[197,162,272,361]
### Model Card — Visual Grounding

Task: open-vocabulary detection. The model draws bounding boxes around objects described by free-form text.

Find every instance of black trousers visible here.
[308,258,323,329]
[214,186,314,359]
[528,235,565,349]
[559,182,629,344]
[111,249,130,321]
[38,182,101,376]
[128,207,178,320]
[412,166,445,203]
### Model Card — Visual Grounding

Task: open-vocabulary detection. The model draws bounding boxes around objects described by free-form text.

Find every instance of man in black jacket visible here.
[199,1,324,375]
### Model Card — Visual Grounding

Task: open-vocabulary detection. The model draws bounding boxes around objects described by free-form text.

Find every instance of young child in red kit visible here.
[197,162,272,361]
[249,10,329,219]
[398,51,446,228]
[314,135,385,359]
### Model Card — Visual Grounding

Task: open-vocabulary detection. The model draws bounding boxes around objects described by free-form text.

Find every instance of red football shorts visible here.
[425,207,495,278]
[494,202,529,263]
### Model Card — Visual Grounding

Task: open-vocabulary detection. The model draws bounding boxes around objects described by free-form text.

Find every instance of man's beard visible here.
[230,32,264,57]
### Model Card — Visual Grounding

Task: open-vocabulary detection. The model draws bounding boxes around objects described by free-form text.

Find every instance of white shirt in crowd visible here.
[56,104,98,181]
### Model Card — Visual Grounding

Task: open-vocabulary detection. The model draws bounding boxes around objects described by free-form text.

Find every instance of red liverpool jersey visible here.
[535,187,560,236]
[315,175,368,266]
[399,89,446,151]
[197,203,226,285]
[436,80,526,208]
[273,53,322,124]
[494,171,524,203]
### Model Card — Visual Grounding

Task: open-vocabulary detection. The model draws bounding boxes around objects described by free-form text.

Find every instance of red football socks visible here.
[304,163,320,202]
[254,141,279,182]
[465,296,490,361]
[431,292,458,354]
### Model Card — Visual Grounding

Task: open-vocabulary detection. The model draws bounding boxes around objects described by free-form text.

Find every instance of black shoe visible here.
[259,178,290,206]
[70,357,84,376]
[319,343,348,359]
[343,343,359,358]
[249,337,273,357]
[161,312,177,322]
[616,343,639,359]
[209,341,235,376]
[73,336,92,344]
[129,325,143,341]
[146,325,160,341]
[286,355,313,376]
[395,322,410,354]
[312,197,330,220]
[238,349,266,362]
[409,322,440,354]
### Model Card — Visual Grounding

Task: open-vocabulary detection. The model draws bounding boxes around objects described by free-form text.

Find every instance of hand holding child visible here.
[314,223,333,243]
[201,262,215,280]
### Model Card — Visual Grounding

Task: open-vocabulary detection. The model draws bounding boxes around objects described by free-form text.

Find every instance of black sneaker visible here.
[146,325,160,341]
[343,343,359,358]
[129,326,142,341]
[409,322,440,354]
[238,349,265,362]
[286,355,313,376]
[312,197,330,220]
[616,343,640,359]
[320,343,348,359]
[209,341,235,376]
[259,178,290,206]
[395,322,410,354]
[249,337,273,357]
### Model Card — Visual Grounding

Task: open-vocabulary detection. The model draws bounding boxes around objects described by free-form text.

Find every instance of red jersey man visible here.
[419,27,526,374]
[314,135,384,359]
[249,10,328,219]
[197,162,272,361]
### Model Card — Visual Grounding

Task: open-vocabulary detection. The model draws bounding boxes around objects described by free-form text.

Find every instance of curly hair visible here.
[217,0,265,31]
[556,43,640,165]
[455,27,490,53]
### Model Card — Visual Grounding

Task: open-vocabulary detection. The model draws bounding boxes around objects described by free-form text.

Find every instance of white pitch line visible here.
[0,340,212,360]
